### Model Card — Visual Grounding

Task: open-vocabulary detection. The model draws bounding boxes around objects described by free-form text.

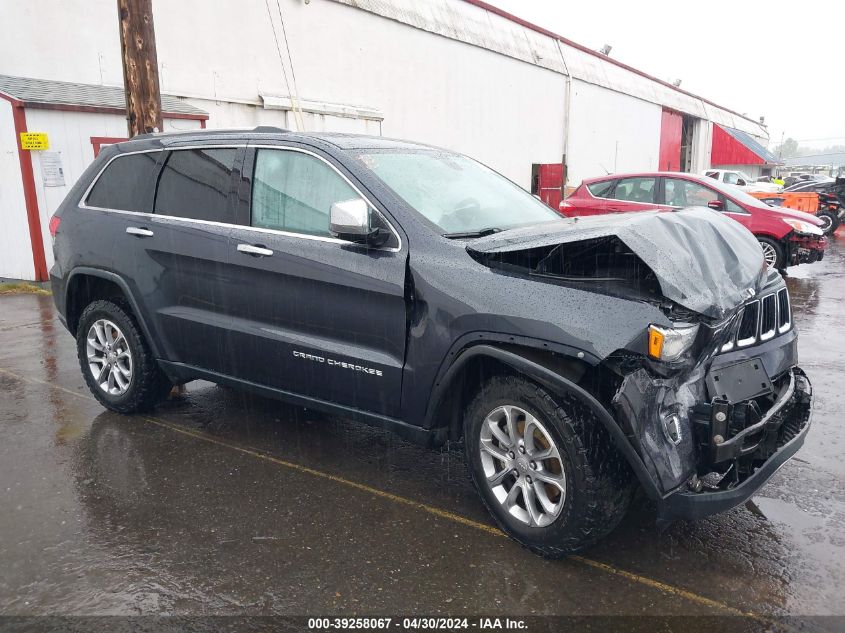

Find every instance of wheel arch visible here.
[425,343,662,500]
[65,267,162,358]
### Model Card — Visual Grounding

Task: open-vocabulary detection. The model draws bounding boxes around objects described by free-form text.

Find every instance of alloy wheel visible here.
[86,319,133,396]
[760,241,778,268]
[479,405,566,527]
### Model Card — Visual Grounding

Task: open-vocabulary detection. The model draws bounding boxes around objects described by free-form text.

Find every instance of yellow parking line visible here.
[0,366,765,619]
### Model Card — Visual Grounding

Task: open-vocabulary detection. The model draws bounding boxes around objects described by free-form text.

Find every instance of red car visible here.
[560,172,828,269]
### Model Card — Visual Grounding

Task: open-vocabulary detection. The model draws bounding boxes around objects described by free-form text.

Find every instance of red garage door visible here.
[659,109,683,171]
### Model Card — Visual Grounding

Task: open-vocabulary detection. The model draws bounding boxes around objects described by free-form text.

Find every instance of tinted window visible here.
[587,180,614,198]
[611,177,656,203]
[154,148,238,222]
[664,178,716,207]
[704,171,719,180]
[252,149,359,236]
[86,152,159,212]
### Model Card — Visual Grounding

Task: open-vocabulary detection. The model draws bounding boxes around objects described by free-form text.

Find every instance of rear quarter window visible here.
[587,180,614,198]
[85,152,159,212]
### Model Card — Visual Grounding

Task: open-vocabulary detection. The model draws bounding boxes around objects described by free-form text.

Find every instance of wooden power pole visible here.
[117,0,164,136]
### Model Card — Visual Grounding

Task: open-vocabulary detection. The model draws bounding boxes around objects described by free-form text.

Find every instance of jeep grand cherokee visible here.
[49,128,812,556]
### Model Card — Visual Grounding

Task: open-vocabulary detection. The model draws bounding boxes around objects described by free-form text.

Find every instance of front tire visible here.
[76,299,171,413]
[758,237,785,269]
[464,375,633,557]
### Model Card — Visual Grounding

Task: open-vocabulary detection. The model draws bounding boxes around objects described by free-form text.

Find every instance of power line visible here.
[276,0,305,130]
[264,0,302,130]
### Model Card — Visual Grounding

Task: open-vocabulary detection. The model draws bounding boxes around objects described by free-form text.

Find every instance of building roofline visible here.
[462,0,763,128]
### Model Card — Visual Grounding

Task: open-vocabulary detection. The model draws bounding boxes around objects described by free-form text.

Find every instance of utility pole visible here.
[117,0,163,136]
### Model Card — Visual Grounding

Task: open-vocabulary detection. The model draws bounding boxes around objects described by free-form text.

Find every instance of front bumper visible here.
[659,366,812,521]
[788,234,828,265]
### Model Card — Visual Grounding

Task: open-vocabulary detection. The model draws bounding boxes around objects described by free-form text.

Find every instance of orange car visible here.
[749,191,841,234]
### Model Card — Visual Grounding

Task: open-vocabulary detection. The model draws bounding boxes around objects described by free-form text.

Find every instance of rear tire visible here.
[817,211,840,235]
[76,299,172,413]
[757,237,785,269]
[463,374,634,557]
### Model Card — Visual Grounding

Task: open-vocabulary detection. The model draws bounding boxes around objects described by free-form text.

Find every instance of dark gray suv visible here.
[49,128,812,556]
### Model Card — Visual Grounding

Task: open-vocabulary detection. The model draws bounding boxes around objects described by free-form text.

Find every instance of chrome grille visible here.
[720,288,791,352]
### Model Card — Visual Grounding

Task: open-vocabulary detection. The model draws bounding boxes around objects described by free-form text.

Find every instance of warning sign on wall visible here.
[40,151,65,187]
[19,132,49,150]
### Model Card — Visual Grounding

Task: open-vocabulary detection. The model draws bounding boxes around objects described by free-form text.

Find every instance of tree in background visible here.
[775,137,800,159]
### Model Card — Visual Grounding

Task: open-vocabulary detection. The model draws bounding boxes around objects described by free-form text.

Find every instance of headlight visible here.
[647,324,699,362]
[783,218,823,236]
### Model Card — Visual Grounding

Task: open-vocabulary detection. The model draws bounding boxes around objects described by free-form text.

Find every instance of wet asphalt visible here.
[0,237,843,623]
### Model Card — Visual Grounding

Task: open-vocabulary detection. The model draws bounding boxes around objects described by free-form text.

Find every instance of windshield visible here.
[357,150,560,235]
[700,176,773,210]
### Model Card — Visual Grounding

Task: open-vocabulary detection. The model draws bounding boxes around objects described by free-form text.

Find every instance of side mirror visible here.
[707,200,724,211]
[736,179,747,186]
[330,198,389,246]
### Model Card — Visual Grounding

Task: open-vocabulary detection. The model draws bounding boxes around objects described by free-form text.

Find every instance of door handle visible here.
[607,207,620,212]
[237,243,274,257]
[126,226,154,237]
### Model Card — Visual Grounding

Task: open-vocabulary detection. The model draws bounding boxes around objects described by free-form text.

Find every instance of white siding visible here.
[0,99,35,281]
[566,80,661,185]
[23,109,201,276]
[0,0,770,186]
[25,109,127,273]
[171,0,567,187]
[0,0,777,279]
[690,119,713,174]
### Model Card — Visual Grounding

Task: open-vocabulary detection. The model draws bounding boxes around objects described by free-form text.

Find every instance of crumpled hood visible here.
[467,207,768,319]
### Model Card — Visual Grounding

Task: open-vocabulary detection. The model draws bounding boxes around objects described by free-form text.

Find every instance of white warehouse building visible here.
[0,0,775,282]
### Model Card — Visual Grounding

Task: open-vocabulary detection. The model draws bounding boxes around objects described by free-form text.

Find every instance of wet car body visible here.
[49,129,812,549]
[561,171,828,268]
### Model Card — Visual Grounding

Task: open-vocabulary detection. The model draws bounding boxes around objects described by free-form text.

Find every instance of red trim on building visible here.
[21,100,208,122]
[90,136,129,157]
[0,93,49,281]
[658,109,683,171]
[462,0,762,128]
[711,124,765,166]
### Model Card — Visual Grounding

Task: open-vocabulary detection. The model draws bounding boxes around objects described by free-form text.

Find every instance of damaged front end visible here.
[612,298,813,520]
[468,208,813,521]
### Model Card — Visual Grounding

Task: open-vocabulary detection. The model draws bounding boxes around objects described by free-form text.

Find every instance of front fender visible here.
[425,344,662,500]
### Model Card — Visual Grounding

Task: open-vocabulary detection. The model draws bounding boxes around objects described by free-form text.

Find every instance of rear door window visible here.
[663,178,717,207]
[586,180,615,198]
[154,148,238,223]
[610,177,656,203]
[86,152,159,212]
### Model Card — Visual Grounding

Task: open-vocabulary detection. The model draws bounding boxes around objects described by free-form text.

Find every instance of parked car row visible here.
[703,169,782,193]
[749,190,843,235]
[560,172,828,269]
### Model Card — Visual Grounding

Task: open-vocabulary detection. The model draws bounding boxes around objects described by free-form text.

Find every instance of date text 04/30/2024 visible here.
[307,617,527,630]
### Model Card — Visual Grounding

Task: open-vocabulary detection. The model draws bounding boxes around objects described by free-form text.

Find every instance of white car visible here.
[703,169,782,193]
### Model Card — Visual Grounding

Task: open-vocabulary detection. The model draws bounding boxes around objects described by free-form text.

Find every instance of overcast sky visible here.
[486,0,845,151]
